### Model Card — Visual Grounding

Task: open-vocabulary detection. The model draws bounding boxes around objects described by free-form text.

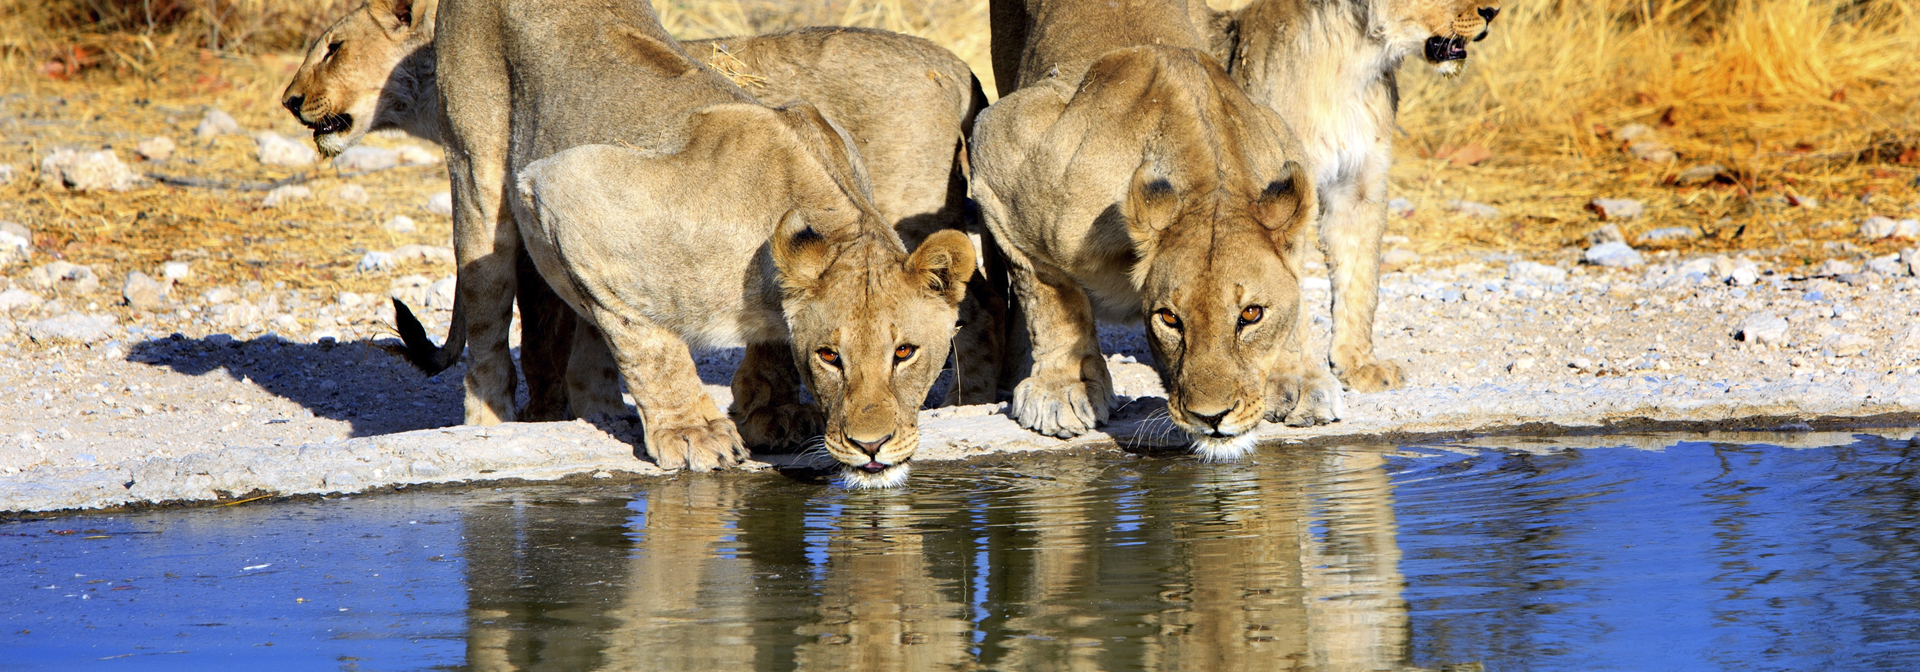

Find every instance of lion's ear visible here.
[771,210,832,294]
[369,0,418,29]
[1123,162,1179,248]
[907,229,976,308]
[1253,160,1316,244]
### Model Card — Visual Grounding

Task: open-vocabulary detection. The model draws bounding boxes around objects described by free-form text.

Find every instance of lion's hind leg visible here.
[1320,173,1406,393]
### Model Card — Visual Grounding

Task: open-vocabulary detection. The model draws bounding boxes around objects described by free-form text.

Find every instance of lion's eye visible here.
[894,345,918,363]
[816,348,840,367]
[1239,305,1264,326]
[1155,309,1181,329]
[325,41,343,59]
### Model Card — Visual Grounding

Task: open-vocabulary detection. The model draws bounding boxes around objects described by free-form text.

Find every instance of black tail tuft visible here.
[392,297,463,375]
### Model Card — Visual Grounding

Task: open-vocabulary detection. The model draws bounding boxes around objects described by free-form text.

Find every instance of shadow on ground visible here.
[126,333,464,437]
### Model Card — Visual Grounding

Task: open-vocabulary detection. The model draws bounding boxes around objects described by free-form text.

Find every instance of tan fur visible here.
[973,0,1339,458]
[1210,0,1500,393]
[280,5,1000,466]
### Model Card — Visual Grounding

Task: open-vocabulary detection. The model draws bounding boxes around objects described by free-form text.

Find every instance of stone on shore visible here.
[1736,314,1790,345]
[255,132,317,167]
[194,108,243,137]
[40,149,137,192]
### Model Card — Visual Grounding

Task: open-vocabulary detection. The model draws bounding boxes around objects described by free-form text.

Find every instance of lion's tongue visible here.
[861,462,887,473]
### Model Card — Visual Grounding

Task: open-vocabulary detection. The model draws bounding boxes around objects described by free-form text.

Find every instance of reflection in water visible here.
[457,450,1410,671]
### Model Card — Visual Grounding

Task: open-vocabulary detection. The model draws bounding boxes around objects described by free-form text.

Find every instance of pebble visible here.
[254,132,317,167]
[1816,259,1858,276]
[1899,220,1920,240]
[0,288,43,312]
[261,184,313,208]
[1861,216,1899,240]
[331,184,370,205]
[26,313,118,344]
[1821,333,1871,357]
[39,149,137,192]
[1588,224,1627,246]
[194,108,244,137]
[1507,357,1536,372]
[162,261,192,281]
[1568,357,1594,371]
[1736,314,1790,345]
[333,146,399,172]
[201,286,238,304]
[0,221,30,266]
[24,261,101,295]
[427,277,457,310]
[1674,164,1729,186]
[1727,266,1759,287]
[1615,124,1655,141]
[395,145,439,165]
[135,136,176,161]
[206,301,263,329]
[1444,199,1500,219]
[1867,254,1904,276]
[0,164,14,184]
[1386,198,1414,218]
[357,252,397,273]
[1381,248,1420,271]
[1589,198,1644,220]
[1583,241,1644,268]
[382,215,417,234]
[1905,248,1920,276]
[392,245,456,265]
[426,192,454,216]
[1629,141,1676,163]
[1508,261,1568,284]
[122,271,170,310]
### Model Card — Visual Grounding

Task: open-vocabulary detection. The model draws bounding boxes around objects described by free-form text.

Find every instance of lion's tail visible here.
[393,296,465,375]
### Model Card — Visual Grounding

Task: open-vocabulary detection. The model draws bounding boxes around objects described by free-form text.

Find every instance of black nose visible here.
[283,95,304,117]
[848,433,893,457]
[1478,6,1500,22]
[1193,408,1231,430]
[1424,36,1469,62]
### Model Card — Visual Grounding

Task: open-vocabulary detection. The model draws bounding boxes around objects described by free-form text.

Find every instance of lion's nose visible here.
[283,94,305,117]
[847,433,893,458]
[1192,407,1232,431]
[1478,6,1500,22]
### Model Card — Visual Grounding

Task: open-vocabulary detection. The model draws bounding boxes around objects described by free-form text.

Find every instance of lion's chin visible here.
[1190,433,1259,463]
[313,130,359,159]
[840,462,912,489]
[1428,59,1466,78]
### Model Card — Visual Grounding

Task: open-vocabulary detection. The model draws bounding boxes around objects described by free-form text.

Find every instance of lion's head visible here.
[1383,0,1501,74]
[772,212,976,489]
[280,0,433,157]
[1126,159,1317,460]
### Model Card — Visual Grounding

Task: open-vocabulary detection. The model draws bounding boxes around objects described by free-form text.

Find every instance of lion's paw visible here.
[1011,375,1111,438]
[1338,358,1406,393]
[645,418,748,471]
[1265,368,1344,427]
[733,403,823,452]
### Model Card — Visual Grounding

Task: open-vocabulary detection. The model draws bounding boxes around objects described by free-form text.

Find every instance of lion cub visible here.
[1210,0,1502,392]
[972,0,1339,460]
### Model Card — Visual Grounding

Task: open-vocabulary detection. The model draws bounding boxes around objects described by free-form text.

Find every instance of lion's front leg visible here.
[730,341,822,451]
[1321,172,1406,393]
[594,311,747,471]
[1007,260,1112,438]
[1265,291,1344,427]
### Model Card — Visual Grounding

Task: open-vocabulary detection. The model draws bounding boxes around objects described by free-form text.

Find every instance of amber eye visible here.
[1155,309,1181,329]
[1239,305,1264,326]
[894,344,918,362]
[816,348,840,367]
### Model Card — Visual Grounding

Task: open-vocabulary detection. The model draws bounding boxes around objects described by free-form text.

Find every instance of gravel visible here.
[39,149,138,192]
[254,131,317,167]
[3,247,1919,512]
[194,108,244,137]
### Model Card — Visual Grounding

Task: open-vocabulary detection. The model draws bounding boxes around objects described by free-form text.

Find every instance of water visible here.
[4,430,1920,671]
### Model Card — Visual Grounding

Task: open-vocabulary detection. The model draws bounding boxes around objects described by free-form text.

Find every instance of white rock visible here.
[1727,266,1759,287]
[1816,259,1858,276]
[1507,261,1568,284]
[1897,219,1920,240]
[333,146,398,172]
[393,244,455,265]
[395,145,440,165]
[201,286,238,304]
[0,288,43,312]
[1736,314,1790,345]
[1588,224,1627,246]
[1507,357,1537,372]
[40,149,137,192]
[122,271,169,310]
[426,277,458,310]
[1445,199,1501,219]
[1584,242,1644,268]
[1821,333,1872,357]
[254,132,317,167]
[25,261,101,295]
[162,261,192,281]
[1615,124,1655,141]
[26,313,118,343]
[337,291,365,308]
[382,215,417,233]
[260,184,313,208]
[1629,141,1676,163]
[1381,248,1420,271]
[0,223,30,266]
[1904,248,1920,277]
[1639,227,1699,245]
[1676,258,1714,277]
[194,108,243,137]
[1568,357,1594,371]
[206,301,262,329]
[135,136,176,161]
[1674,164,1729,186]
[1386,198,1414,218]
[1861,216,1899,240]
[389,274,434,307]
[1589,198,1644,220]
[270,314,303,334]
[330,184,370,206]
[1867,254,1905,276]
[425,192,454,216]
[357,251,397,273]
[0,164,14,184]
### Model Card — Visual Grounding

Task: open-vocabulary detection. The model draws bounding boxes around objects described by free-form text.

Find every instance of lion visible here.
[972,0,1338,460]
[280,1,1004,446]
[1201,0,1501,393]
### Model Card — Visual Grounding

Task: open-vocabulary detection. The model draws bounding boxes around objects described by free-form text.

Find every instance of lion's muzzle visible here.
[1424,36,1468,63]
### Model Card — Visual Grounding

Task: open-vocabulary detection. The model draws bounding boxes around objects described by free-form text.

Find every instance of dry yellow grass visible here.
[0,0,1916,303]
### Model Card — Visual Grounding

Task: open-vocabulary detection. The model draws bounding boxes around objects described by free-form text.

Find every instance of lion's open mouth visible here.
[306,112,353,136]
[1423,36,1468,63]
